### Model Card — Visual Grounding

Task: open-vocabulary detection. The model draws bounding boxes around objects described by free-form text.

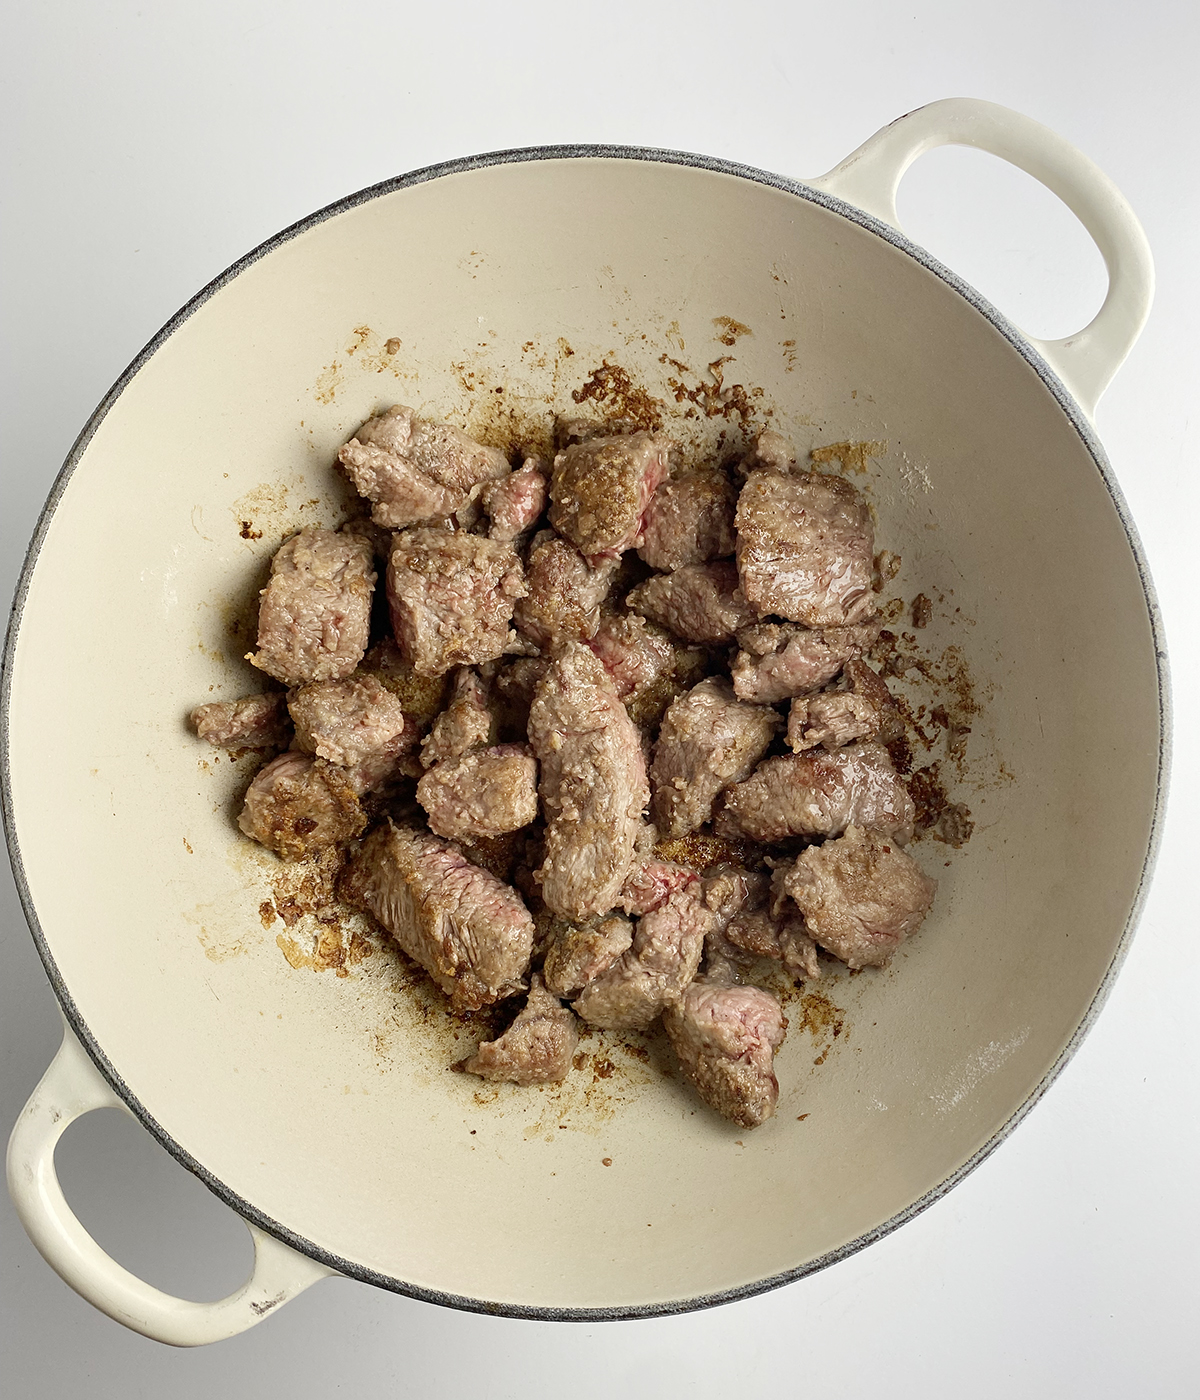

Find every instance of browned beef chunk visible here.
[238,751,366,860]
[776,825,937,969]
[731,617,881,703]
[787,659,900,751]
[571,888,711,1030]
[250,528,376,686]
[337,405,510,529]
[637,468,736,572]
[663,980,786,1128]
[459,975,579,1084]
[627,561,757,645]
[420,668,495,768]
[191,692,290,749]
[542,915,634,999]
[386,528,526,676]
[549,433,672,562]
[736,467,874,626]
[701,866,768,979]
[725,904,820,981]
[340,820,533,1011]
[716,741,915,845]
[416,744,538,842]
[358,639,451,727]
[700,865,818,979]
[650,678,781,838]
[287,674,409,767]
[585,612,674,701]
[513,531,618,651]
[341,724,423,795]
[528,643,648,920]
[481,456,548,543]
[620,854,700,915]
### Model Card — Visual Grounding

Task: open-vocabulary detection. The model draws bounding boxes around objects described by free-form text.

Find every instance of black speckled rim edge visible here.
[1,143,1171,1325]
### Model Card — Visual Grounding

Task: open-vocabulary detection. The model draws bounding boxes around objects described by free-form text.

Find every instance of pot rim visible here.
[1,142,1172,1321]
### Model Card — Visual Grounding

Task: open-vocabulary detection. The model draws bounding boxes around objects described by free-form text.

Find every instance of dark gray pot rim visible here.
[1,142,1171,1324]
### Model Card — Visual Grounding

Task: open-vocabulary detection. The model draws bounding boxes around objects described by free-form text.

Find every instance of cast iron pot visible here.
[4,99,1166,1344]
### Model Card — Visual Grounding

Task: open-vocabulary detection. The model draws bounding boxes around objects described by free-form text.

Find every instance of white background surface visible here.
[2,2,1197,1394]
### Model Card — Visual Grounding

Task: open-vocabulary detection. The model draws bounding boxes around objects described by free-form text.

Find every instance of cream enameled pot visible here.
[3,99,1166,1345]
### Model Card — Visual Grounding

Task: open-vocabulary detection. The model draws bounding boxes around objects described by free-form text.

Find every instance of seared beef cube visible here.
[238,751,366,860]
[288,674,409,767]
[620,855,700,915]
[787,659,900,752]
[663,981,786,1128]
[627,561,756,645]
[342,728,422,795]
[421,668,495,768]
[637,468,736,572]
[725,905,820,981]
[542,915,634,999]
[572,887,711,1030]
[731,618,881,703]
[191,692,290,749]
[528,643,648,920]
[459,975,579,1084]
[481,456,548,542]
[585,612,674,701]
[416,744,539,842]
[701,865,768,979]
[513,531,618,650]
[736,468,874,626]
[250,528,376,686]
[776,825,937,969]
[337,405,510,529]
[359,639,451,726]
[549,433,672,562]
[716,742,915,845]
[739,429,797,476]
[386,528,526,676]
[340,820,533,1011]
[651,678,781,838]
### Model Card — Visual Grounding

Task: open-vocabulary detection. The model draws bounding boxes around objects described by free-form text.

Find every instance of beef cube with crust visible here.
[725,903,820,981]
[386,528,526,676]
[572,887,712,1030]
[731,617,881,703]
[358,638,451,727]
[585,612,675,701]
[337,405,510,529]
[549,432,672,562]
[627,561,757,645]
[542,915,634,999]
[651,678,781,838]
[513,531,619,651]
[191,692,290,750]
[776,825,937,969]
[420,667,495,768]
[250,527,376,686]
[736,467,875,626]
[528,642,648,921]
[701,865,768,980]
[459,975,579,1084]
[339,820,534,1011]
[787,659,900,752]
[238,751,366,860]
[637,467,736,572]
[288,674,409,768]
[481,456,548,543]
[715,741,915,845]
[620,854,700,916]
[416,743,539,842]
[663,980,786,1128]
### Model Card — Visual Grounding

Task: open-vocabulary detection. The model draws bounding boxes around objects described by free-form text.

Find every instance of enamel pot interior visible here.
[2,152,1164,1316]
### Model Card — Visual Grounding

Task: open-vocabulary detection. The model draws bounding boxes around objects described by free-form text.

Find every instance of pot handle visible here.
[6,1016,335,1346]
[805,97,1154,418]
